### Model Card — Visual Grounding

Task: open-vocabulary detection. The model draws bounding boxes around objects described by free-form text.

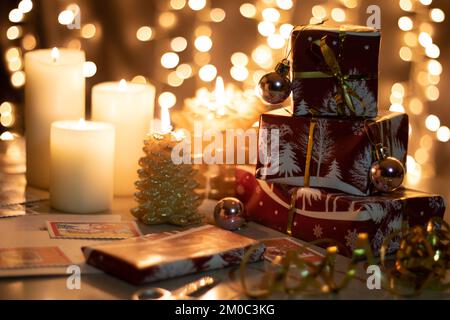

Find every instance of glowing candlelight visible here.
[51,47,60,63]
[160,106,173,135]
[118,79,127,91]
[214,76,227,116]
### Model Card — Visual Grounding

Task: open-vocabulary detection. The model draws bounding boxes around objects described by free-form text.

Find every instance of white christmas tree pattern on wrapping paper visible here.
[363,203,388,224]
[349,145,372,191]
[295,100,309,116]
[279,143,302,177]
[298,119,334,177]
[326,159,342,180]
[347,68,376,117]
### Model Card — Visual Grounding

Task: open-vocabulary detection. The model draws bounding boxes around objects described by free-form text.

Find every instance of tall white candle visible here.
[25,48,85,189]
[50,120,115,214]
[91,80,155,196]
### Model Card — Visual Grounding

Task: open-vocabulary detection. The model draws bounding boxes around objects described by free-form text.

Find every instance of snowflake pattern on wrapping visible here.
[428,196,443,209]
[344,229,359,251]
[313,224,323,239]
[352,121,366,136]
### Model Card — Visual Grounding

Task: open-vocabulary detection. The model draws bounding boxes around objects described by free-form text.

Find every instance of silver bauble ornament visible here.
[369,144,405,193]
[258,59,291,105]
[214,197,245,231]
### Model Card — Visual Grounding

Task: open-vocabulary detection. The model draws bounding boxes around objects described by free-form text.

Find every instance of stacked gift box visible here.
[236,24,446,256]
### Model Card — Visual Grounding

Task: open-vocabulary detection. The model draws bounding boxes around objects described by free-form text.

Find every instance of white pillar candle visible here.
[25,48,85,189]
[91,80,155,196]
[50,120,115,214]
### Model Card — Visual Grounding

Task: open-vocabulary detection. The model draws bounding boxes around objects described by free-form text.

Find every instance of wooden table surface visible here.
[0,138,449,300]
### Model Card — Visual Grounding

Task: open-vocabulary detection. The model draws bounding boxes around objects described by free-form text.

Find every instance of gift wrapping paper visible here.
[83,225,265,285]
[291,24,381,118]
[238,166,446,257]
[256,108,409,196]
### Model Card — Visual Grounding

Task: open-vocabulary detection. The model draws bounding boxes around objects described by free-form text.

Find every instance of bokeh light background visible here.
[0,0,449,203]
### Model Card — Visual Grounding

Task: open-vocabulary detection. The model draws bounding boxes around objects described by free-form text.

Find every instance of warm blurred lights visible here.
[83,61,97,78]
[194,52,211,65]
[188,0,206,11]
[18,0,33,13]
[425,44,440,58]
[437,126,450,142]
[341,0,358,9]
[198,64,217,82]
[136,26,153,42]
[58,10,75,25]
[194,35,212,52]
[389,104,405,113]
[240,3,257,18]
[161,52,179,69]
[22,34,37,50]
[6,48,20,61]
[425,85,439,101]
[0,131,14,141]
[399,0,413,11]
[159,12,177,28]
[430,8,445,23]
[331,8,346,22]
[210,8,226,22]
[415,148,429,164]
[276,0,293,10]
[231,52,249,66]
[404,32,417,47]
[418,32,432,47]
[176,64,193,79]
[168,72,183,87]
[252,45,272,66]
[7,26,22,40]
[230,66,249,81]
[0,102,13,114]
[158,92,177,109]
[409,98,424,115]
[312,5,327,19]
[132,75,147,84]
[280,23,294,39]
[428,60,442,75]
[9,9,24,23]
[81,24,97,39]
[0,113,14,127]
[398,16,413,31]
[425,114,440,132]
[171,37,188,52]
[399,46,413,61]
[258,21,276,37]
[170,0,186,10]
[195,25,212,37]
[267,34,285,49]
[262,8,280,22]
[419,0,432,6]
[11,71,25,87]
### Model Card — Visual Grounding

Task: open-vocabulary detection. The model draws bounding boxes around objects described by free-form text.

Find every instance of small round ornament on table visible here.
[214,197,246,231]
[370,144,405,193]
[258,59,291,105]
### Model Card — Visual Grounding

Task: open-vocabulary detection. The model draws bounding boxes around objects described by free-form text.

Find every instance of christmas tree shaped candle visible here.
[131,105,202,226]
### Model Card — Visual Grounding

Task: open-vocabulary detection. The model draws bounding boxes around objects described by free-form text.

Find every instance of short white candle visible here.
[50,120,115,214]
[91,80,155,196]
[25,48,85,189]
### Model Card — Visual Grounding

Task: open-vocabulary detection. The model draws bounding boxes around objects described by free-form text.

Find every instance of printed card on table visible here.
[0,246,72,269]
[46,221,142,240]
[262,238,324,264]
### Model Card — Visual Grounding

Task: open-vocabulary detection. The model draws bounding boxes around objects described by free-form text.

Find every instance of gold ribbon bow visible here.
[294,30,376,116]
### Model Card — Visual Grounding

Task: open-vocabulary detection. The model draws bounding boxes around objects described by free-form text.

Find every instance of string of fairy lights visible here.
[0,0,447,185]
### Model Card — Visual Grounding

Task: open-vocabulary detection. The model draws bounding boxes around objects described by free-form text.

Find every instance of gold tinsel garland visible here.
[240,217,450,298]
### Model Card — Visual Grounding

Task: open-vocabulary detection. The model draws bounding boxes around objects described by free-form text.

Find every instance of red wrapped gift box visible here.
[256,108,408,196]
[237,166,446,256]
[291,24,381,118]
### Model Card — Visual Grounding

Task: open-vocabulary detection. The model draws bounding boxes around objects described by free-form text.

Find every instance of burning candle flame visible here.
[51,47,60,63]
[118,79,127,91]
[160,106,172,135]
[215,76,227,116]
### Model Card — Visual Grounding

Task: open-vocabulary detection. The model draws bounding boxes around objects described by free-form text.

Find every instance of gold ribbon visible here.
[293,30,376,116]
[286,118,317,235]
